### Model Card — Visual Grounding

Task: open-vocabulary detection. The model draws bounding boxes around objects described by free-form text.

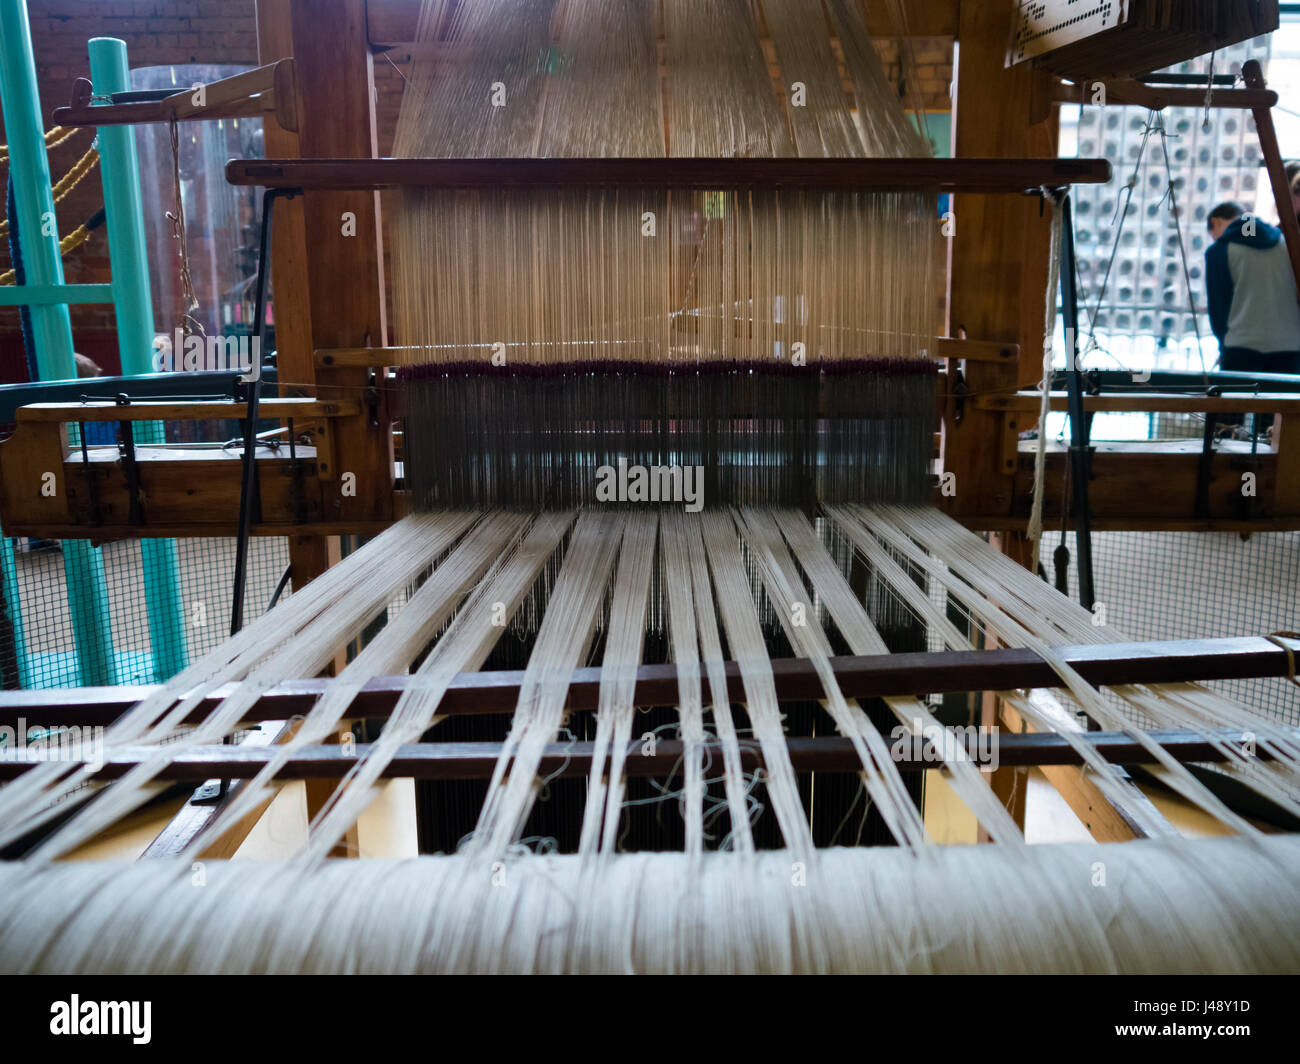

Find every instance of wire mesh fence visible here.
[1090,528,1300,727]
[0,534,290,689]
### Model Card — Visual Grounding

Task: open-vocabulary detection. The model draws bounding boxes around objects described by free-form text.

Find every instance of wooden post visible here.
[977,530,1032,840]
[981,533,1177,843]
[1275,413,1300,517]
[255,0,394,597]
[944,1,1060,523]
[1242,60,1300,302]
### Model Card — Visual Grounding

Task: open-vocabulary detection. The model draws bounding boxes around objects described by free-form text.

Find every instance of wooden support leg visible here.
[1243,60,1300,303]
[977,531,1176,842]
[1002,693,1178,843]
[977,531,1032,841]
[288,533,338,593]
[141,721,297,859]
[1275,413,1300,518]
[304,728,361,857]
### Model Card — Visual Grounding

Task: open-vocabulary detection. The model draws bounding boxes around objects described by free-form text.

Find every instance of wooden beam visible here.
[253,0,393,594]
[944,1,1061,522]
[954,515,1300,534]
[362,0,961,48]
[257,0,333,595]
[1276,414,1300,515]
[52,60,297,130]
[933,337,1019,364]
[166,62,278,119]
[327,336,1021,369]
[2,728,1287,784]
[1051,78,1276,112]
[1,637,1291,728]
[226,156,1110,193]
[0,521,394,541]
[1243,60,1300,303]
[1009,447,1287,525]
[284,0,393,531]
[54,96,267,128]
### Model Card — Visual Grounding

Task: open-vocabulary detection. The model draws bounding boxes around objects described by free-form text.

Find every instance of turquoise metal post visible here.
[0,535,30,688]
[0,0,75,367]
[88,39,155,367]
[89,37,188,681]
[0,0,116,687]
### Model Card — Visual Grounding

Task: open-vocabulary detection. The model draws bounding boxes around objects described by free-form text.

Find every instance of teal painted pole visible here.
[0,0,116,687]
[89,37,187,681]
[60,541,116,686]
[0,534,30,688]
[88,39,154,370]
[0,0,75,371]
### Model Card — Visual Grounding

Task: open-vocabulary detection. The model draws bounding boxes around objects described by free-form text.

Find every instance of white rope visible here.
[1027,192,1065,568]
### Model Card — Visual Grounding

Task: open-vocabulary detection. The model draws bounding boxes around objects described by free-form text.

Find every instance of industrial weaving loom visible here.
[1,0,1299,974]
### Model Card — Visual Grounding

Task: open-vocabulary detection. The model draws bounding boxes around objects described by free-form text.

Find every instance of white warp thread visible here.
[1,836,1297,974]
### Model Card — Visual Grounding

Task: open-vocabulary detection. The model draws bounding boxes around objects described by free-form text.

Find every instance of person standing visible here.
[1205,201,1300,374]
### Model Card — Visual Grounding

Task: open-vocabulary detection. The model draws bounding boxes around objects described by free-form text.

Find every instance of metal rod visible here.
[1058,193,1095,611]
[229,188,295,637]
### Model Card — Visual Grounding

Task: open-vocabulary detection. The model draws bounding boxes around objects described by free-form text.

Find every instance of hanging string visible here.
[1079,112,1157,366]
[165,114,203,339]
[1152,110,1210,386]
[1026,189,1065,569]
[1202,50,1218,133]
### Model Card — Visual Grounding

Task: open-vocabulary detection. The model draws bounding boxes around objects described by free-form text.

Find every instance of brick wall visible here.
[882,36,956,112]
[1,2,953,380]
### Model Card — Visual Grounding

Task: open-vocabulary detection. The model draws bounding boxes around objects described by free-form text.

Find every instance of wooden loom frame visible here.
[2,0,1299,859]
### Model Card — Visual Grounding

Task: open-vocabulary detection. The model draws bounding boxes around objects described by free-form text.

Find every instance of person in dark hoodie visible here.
[1204,201,1300,374]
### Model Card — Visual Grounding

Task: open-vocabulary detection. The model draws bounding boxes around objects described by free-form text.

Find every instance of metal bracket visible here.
[1057,192,1096,611]
[951,367,969,425]
[77,420,102,526]
[230,187,299,637]
[365,370,381,428]
[113,393,143,525]
[189,779,226,805]
[1195,385,1225,520]
[287,417,306,524]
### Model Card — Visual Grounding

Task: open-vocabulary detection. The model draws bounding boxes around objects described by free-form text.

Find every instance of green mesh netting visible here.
[0,532,290,689]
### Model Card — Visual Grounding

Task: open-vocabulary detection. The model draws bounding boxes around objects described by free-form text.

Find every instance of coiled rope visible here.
[0,207,105,285]
[0,145,99,240]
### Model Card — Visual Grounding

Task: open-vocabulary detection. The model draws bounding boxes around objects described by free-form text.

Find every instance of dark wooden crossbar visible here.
[0,728,1284,783]
[225,156,1112,193]
[0,637,1290,730]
